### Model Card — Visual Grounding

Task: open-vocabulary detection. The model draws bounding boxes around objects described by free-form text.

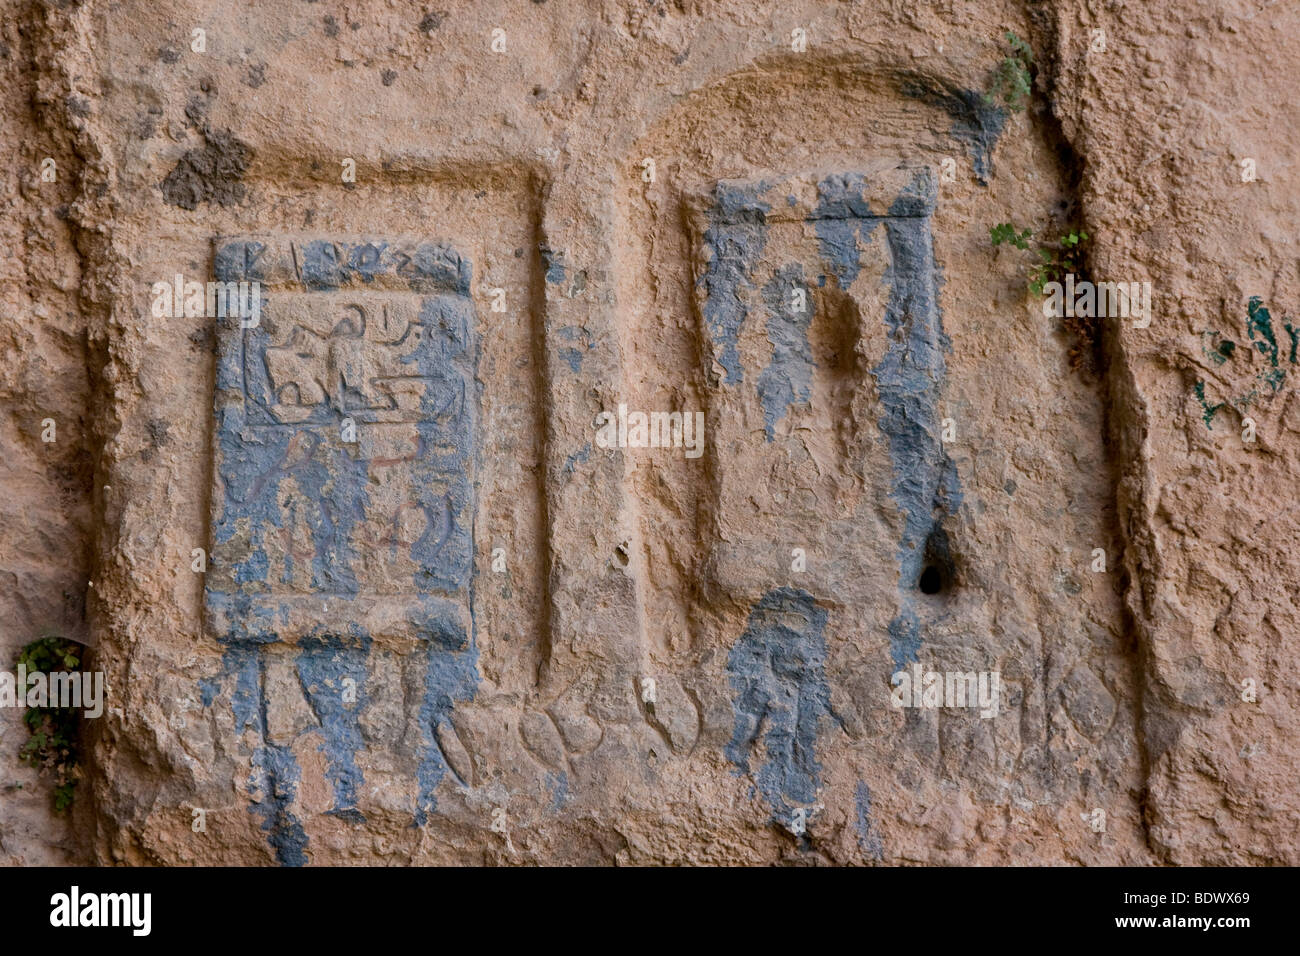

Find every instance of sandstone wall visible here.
[0,0,1295,865]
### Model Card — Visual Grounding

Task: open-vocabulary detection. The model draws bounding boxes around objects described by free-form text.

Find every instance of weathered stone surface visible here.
[2,0,1298,866]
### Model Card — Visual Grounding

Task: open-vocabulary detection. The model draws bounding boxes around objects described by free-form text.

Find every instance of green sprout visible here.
[986,31,1034,111]
[990,223,1089,295]
[15,636,83,812]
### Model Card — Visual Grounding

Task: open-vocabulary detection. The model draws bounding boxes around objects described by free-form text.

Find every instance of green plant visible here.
[990,222,1089,295]
[15,636,83,812]
[986,31,1034,111]
[989,222,1033,251]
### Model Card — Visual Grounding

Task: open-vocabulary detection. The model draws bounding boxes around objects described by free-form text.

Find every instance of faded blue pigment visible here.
[757,263,815,439]
[726,587,836,821]
[715,170,962,814]
[205,239,481,864]
[698,181,771,384]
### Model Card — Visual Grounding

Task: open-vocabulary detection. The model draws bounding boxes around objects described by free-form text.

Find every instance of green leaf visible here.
[53,782,75,812]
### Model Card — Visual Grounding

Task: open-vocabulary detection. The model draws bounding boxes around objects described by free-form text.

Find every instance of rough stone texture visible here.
[0,0,1296,865]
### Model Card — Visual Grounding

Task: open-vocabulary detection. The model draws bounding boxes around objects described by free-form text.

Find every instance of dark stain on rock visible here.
[188,324,216,354]
[899,74,1007,185]
[419,10,448,33]
[135,112,158,139]
[160,128,252,210]
[146,418,170,448]
[184,95,209,129]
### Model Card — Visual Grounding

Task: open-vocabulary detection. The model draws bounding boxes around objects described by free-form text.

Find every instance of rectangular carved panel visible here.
[205,237,477,647]
[690,165,954,646]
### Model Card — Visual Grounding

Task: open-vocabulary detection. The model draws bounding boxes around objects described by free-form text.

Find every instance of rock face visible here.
[0,0,1296,865]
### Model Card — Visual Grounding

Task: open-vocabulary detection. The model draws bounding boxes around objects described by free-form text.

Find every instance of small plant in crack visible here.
[15,636,83,812]
[991,222,1100,371]
[985,31,1035,111]
[990,223,1089,295]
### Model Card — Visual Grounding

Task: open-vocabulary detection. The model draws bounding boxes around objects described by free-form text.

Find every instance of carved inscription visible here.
[206,237,477,639]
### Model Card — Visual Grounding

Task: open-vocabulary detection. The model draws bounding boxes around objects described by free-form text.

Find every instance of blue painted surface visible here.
[558,346,584,373]
[546,770,569,811]
[198,677,219,708]
[414,598,480,826]
[726,587,835,820]
[757,263,814,439]
[214,641,309,866]
[701,170,960,669]
[871,177,962,668]
[250,739,310,867]
[854,781,884,861]
[813,172,883,288]
[205,238,482,864]
[542,245,565,285]
[297,628,371,821]
[561,443,591,479]
[698,181,771,384]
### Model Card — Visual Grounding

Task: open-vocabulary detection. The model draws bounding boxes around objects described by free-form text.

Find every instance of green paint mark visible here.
[1200,330,1237,366]
[1194,380,1224,428]
[1247,296,1278,367]
[1195,300,1297,428]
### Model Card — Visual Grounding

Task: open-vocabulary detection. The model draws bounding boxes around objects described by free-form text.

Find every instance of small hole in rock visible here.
[918,565,943,595]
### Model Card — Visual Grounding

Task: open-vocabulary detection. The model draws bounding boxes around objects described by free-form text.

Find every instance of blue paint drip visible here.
[757,263,815,440]
[561,443,591,479]
[414,598,480,825]
[546,770,569,811]
[213,644,309,866]
[200,642,308,865]
[558,347,583,373]
[725,588,835,820]
[870,177,962,669]
[813,173,882,288]
[854,781,884,861]
[887,607,922,676]
[699,182,771,384]
[250,741,310,866]
[225,643,262,733]
[297,628,371,821]
[205,238,483,860]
